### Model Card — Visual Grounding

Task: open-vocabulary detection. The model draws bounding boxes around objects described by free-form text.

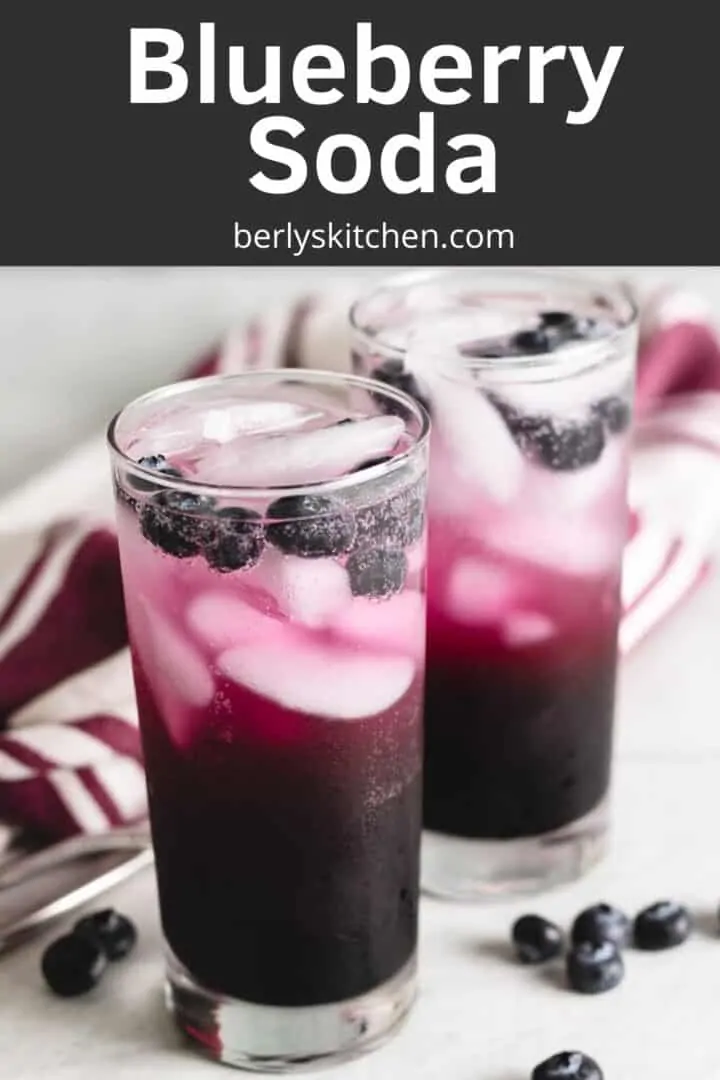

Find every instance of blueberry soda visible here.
[108,371,429,1069]
[350,272,638,898]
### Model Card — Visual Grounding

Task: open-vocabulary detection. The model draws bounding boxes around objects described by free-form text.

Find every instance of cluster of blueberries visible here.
[41,908,137,997]
[371,310,631,473]
[514,900,693,1079]
[118,453,425,600]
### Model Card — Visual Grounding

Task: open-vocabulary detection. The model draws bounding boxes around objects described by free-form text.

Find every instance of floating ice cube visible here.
[444,560,519,625]
[186,591,283,653]
[142,607,215,708]
[415,370,524,503]
[330,592,425,657]
[201,401,317,442]
[501,611,557,647]
[524,440,627,515]
[218,640,415,720]
[251,549,352,627]
[198,416,404,486]
[484,511,620,578]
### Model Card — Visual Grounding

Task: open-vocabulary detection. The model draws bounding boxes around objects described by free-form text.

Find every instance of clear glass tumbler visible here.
[350,270,638,899]
[107,370,429,1070]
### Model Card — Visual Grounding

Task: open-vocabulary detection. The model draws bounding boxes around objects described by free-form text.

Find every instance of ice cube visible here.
[201,401,317,442]
[218,640,415,720]
[483,511,620,578]
[251,549,352,628]
[186,591,283,652]
[524,440,627,515]
[501,611,557,646]
[444,560,519,625]
[406,354,524,503]
[142,607,215,708]
[198,416,404,486]
[330,591,425,657]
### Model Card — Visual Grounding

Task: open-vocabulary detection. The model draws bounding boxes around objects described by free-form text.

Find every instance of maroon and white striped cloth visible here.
[1,282,720,849]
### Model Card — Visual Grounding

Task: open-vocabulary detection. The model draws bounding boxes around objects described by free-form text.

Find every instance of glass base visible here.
[421,799,609,900]
[165,950,417,1072]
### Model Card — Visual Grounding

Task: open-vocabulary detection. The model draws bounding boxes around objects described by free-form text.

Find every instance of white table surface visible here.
[2,268,720,1078]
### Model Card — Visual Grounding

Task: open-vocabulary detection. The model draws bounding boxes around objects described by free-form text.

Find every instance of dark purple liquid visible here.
[134,662,422,1006]
[422,568,620,839]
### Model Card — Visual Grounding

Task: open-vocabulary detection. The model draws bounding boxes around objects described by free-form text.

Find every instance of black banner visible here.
[1,2,716,264]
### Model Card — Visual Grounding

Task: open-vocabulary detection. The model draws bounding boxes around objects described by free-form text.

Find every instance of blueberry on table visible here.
[265,495,355,558]
[41,934,108,997]
[204,506,265,573]
[73,908,138,961]
[511,914,564,964]
[512,413,605,471]
[140,490,215,558]
[566,940,624,994]
[532,1050,604,1080]
[129,453,184,492]
[591,395,632,435]
[571,903,631,949]
[371,359,432,417]
[633,901,693,950]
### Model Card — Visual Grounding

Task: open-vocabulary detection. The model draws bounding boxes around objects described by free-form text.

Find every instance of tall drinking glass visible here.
[107,370,429,1070]
[350,271,638,898]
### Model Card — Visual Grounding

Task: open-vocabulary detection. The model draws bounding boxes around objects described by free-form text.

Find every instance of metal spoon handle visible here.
[0,846,154,954]
[0,825,151,890]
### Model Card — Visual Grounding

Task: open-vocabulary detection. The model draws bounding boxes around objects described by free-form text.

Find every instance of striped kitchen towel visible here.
[1,280,719,846]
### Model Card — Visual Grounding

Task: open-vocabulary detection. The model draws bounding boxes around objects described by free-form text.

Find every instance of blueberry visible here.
[129,454,184,492]
[140,490,215,558]
[532,1051,604,1080]
[265,495,355,558]
[513,413,605,471]
[592,395,631,434]
[347,547,407,599]
[566,940,624,994]
[633,901,693,950]
[73,908,138,960]
[371,359,432,416]
[571,903,631,949]
[511,914,564,964]
[540,311,577,330]
[355,484,425,549]
[204,506,265,573]
[41,933,108,996]
[512,328,555,354]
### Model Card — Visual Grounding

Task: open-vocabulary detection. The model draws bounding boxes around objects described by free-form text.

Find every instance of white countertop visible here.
[2,267,720,1078]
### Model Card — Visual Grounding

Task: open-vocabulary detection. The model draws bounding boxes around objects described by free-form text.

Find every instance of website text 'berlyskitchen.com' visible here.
[233,221,515,257]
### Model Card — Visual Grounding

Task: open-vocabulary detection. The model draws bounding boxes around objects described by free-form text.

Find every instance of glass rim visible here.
[348,267,640,373]
[107,368,431,501]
